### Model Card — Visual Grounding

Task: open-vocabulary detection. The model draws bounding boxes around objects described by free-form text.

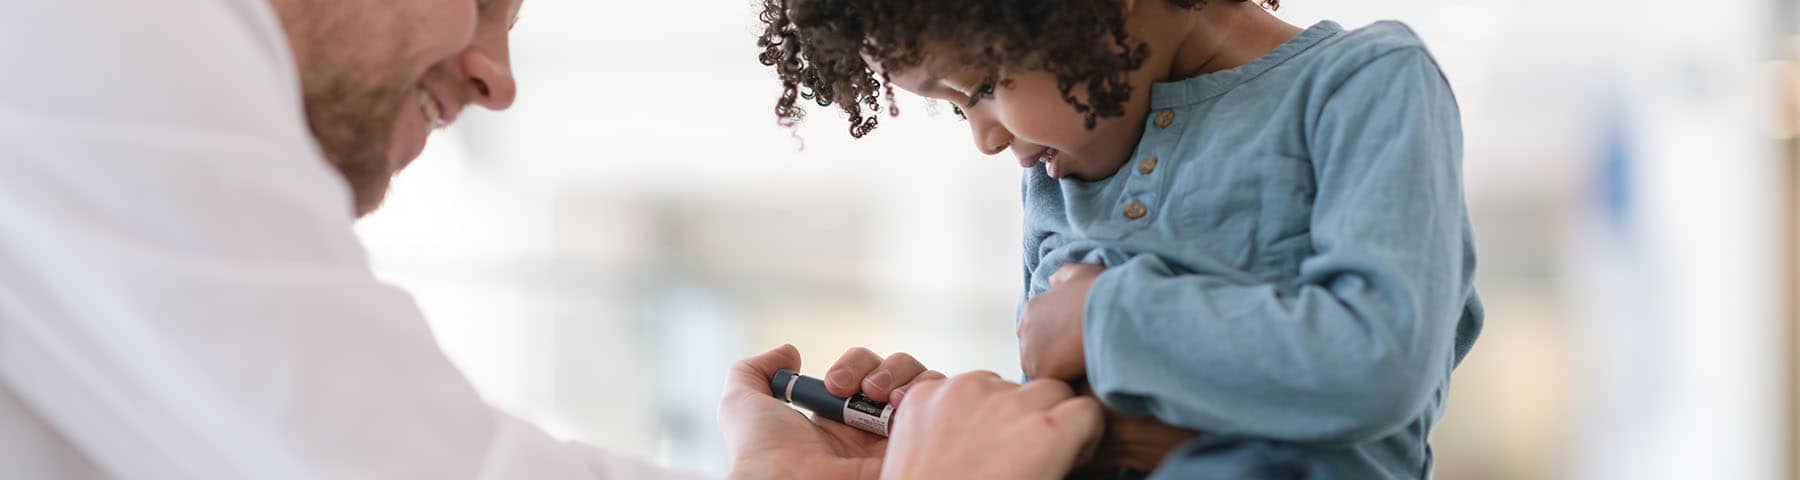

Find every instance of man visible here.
[0,0,1101,478]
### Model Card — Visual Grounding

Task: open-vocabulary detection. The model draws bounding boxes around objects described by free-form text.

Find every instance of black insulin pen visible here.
[770,368,896,437]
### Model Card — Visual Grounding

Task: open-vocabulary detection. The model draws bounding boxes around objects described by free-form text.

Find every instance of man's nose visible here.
[460,48,516,111]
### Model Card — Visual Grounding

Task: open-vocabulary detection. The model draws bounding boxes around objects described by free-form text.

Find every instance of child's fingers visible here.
[1049,265,1076,287]
[1049,263,1102,288]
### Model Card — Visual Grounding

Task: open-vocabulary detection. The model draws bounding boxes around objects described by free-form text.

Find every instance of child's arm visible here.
[1057,47,1479,445]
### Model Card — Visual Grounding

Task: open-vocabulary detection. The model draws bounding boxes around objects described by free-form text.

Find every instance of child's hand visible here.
[1087,396,1200,472]
[1019,263,1106,381]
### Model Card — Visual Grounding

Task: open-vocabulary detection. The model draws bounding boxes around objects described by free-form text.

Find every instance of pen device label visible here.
[842,394,892,436]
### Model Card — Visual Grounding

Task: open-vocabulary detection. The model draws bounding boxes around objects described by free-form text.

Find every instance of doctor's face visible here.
[277,0,523,217]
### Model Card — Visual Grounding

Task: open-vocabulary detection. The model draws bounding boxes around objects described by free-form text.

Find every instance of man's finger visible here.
[1017,378,1077,409]
[900,374,945,407]
[933,370,1007,401]
[890,370,946,406]
[824,347,884,397]
[863,352,927,402]
[727,344,802,396]
[718,344,804,429]
[1049,395,1105,464]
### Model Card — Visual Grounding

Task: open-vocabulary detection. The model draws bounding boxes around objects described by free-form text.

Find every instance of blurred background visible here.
[354,0,1799,478]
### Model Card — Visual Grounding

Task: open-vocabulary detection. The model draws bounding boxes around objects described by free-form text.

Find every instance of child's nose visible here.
[970,118,1013,156]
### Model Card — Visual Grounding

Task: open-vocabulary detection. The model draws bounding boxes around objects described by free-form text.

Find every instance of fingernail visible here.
[865,370,892,391]
[828,369,855,390]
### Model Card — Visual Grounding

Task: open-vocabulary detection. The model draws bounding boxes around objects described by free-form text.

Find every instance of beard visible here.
[279,0,423,218]
[302,70,411,217]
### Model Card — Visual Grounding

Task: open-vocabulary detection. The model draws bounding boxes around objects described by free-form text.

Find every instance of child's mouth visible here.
[1034,148,1062,178]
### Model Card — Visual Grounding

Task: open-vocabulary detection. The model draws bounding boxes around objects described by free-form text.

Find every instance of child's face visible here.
[881,48,1153,181]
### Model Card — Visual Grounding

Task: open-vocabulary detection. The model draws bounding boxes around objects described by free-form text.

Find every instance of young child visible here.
[756,1,1484,478]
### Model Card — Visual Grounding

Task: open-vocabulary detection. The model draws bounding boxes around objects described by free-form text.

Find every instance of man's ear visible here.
[1119,0,1139,15]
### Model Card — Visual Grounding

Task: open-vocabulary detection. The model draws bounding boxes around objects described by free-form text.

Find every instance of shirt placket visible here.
[1114,107,1180,231]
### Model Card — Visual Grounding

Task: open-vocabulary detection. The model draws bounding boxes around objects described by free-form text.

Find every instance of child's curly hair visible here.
[756,0,1278,138]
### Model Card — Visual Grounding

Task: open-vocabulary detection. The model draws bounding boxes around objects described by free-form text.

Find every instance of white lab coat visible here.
[0,0,702,478]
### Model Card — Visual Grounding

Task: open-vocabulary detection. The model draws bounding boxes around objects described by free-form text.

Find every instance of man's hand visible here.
[1019,263,1106,381]
[881,373,1104,480]
[719,345,941,480]
[822,347,944,406]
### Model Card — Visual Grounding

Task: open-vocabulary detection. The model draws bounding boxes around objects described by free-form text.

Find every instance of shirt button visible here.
[1155,109,1176,128]
[1124,201,1148,220]
[1138,156,1159,175]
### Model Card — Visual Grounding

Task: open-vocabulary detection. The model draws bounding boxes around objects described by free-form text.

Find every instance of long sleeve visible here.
[0,1,698,478]
[1082,47,1480,445]
[0,157,700,479]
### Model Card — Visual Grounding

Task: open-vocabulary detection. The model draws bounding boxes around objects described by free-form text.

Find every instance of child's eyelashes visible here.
[948,80,1001,120]
[967,82,998,105]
